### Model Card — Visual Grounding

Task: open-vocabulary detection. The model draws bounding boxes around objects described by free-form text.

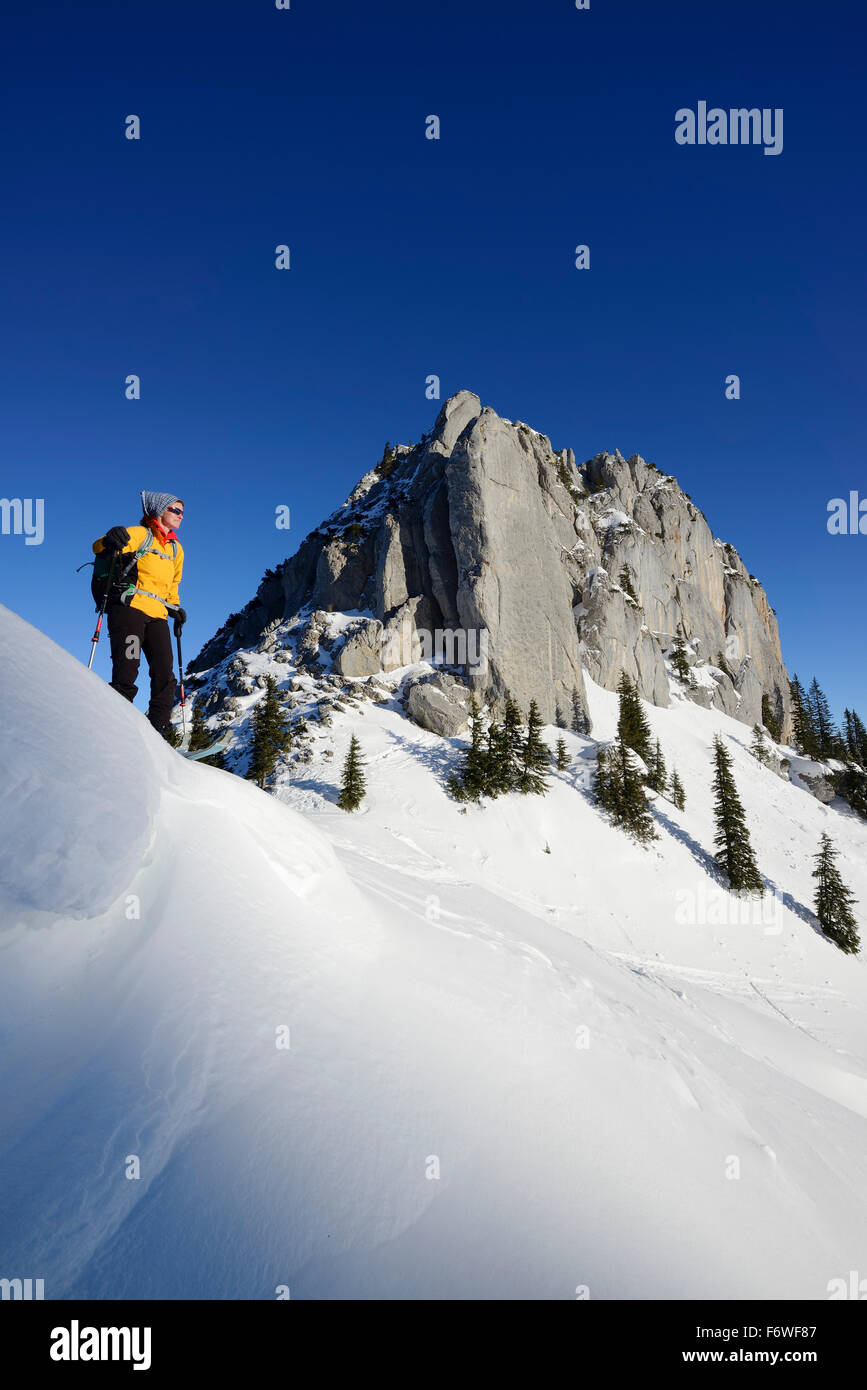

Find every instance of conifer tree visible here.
[166,723,183,749]
[789,675,814,755]
[669,768,686,811]
[571,686,589,736]
[812,833,860,953]
[595,737,657,843]
[618,566,638,603]
[849,709,867,766]
[480,721,503,797]
[188,696,224,767]
[808,678,837,759]
[616,736,658,843]
[616,671,653,766]
[246,675,292,789]
[716,650,732,680]
[593,745,613,815]
[840,768,867,820]
[500,695,525,791]
[711,735,763,893]
[761,693,782,744]
[375,441,397,477]
[188,696,211,751]
[447,699,488,803]
[337,734,366,811]
[518,700,550,795]
[481,720,514,798]
[646,738,667,792]
[670,625,692,684]
[750,724,770,766]
[555,737,569,771]
[843,709,861,764]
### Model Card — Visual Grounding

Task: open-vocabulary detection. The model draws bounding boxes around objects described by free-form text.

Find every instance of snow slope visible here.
[1,603,867,1300]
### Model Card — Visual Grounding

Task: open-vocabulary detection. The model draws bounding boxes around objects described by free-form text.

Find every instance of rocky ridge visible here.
[191,391,791,740]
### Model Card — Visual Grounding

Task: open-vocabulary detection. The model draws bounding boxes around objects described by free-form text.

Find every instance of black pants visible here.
[108,602,176,736]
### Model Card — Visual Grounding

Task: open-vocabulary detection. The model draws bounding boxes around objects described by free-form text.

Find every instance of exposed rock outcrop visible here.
[406,672,471,738]
[192,391,791,738]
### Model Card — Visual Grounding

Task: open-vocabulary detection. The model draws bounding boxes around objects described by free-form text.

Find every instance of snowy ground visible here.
[2,602,866,1300]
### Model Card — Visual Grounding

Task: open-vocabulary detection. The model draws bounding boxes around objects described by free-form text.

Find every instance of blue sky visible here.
[1,0,864,721]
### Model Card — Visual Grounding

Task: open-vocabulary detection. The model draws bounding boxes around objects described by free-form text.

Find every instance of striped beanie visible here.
[141,491,182,518]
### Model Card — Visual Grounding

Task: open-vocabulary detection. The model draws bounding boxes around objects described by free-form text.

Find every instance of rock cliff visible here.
[192,391,791,737]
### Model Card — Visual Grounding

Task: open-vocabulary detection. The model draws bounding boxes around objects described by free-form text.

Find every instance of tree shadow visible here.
[652,802,720,877]
[653,804,822,937]
[383,726,464,783]
[282,773,340,804]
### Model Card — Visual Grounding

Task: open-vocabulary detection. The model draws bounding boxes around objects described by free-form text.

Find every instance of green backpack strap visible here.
[118,529,155,598]
[120,528,154,575]
[120,531,179,606]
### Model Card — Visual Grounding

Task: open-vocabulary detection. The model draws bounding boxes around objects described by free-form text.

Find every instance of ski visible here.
[181,737,230,762]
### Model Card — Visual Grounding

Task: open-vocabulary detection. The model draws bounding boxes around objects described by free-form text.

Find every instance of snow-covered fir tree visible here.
[246,675,292,789]
[188,696,224,767]
[669,768,686,811]
[616,671,653,767]
[595,735,657,844]
[812,833,860,954]
[618,565,638,603]
[518,700,550,795]
[711,735,763,893]
[750,724,770,766]
[337,734,366,811]
[761,693,781,743]
[671,626,692,684]
[571,686,589,736]
[646,738,667,793]
[447,698,488,803]
[500,695,525,792]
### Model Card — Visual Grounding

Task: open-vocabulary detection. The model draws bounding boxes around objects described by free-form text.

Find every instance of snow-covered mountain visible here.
[192,390,791,738]
[2,602,866,1299]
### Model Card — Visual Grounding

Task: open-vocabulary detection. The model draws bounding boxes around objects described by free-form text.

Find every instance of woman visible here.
[93,490,187,740]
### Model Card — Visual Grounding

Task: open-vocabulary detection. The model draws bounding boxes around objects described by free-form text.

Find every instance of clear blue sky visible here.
[1,0,864,721]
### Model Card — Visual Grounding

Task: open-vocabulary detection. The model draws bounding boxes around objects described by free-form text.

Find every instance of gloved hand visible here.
[102,526,130,551]
[172,607,187,637]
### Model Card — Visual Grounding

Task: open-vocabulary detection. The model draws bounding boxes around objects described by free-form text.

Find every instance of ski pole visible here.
[174,622,187,740]
[87,549,118,670]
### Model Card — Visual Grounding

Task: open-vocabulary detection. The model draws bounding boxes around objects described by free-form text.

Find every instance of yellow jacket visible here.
[93,523,184,620]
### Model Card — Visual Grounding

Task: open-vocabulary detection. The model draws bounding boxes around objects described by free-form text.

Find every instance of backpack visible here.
[88,530,178,611]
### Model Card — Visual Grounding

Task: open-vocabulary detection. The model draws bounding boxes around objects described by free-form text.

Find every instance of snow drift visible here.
[1,603,867,1300]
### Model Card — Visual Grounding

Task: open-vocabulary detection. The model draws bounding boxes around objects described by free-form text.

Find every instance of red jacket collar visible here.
[149,518,178,543]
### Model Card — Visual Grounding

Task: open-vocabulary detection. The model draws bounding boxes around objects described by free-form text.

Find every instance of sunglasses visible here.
[167,506,184,516]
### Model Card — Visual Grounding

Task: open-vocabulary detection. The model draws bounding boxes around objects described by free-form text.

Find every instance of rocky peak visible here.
[191,392,791,739]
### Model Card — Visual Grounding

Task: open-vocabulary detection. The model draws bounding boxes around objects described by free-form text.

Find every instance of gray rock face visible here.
[573,454,790,732]
[333,620,383,677]
[797,772,837,804]
[192,391,792,739]
[444,409,587,722]
[406,672,471,738]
